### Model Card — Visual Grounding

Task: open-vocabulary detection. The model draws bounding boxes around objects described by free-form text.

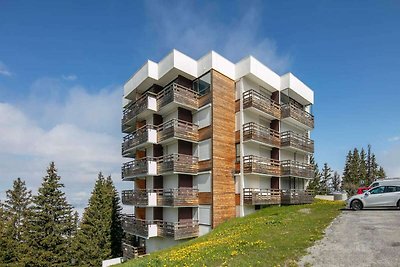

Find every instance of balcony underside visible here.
[281,116,313,131]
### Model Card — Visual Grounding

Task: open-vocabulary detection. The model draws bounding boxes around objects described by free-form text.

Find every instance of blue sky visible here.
[1,0,400,210]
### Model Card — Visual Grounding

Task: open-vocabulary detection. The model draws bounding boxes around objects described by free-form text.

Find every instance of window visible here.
[235,143,240,162]
[371,182,379,188]
[193,72,211,96]
[384,186,398,193]
[370,186,384,194]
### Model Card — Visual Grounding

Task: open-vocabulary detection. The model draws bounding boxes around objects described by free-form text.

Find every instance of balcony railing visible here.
[243,188,281,205]
[281,103,314,129]
[157,83,199,111]
[157,119,199,143]
[281,160,314,178]
[121,214,158,238]
[281,189,314,205]
[122,92,157,125]
[243,90,281,119]
[158,220,199,240]
[122,157,157,179]
[122,125,157,155]
[122,243,146,259]
[121,190,149,206]
[280,131,314,153]
[157,154,198,174]
[159,188,199,207]
[242,155,281,176]
[243,122,280,147]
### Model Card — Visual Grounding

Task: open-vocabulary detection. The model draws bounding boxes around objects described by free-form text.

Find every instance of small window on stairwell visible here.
[193,72,211,96]
[235,143,240,162]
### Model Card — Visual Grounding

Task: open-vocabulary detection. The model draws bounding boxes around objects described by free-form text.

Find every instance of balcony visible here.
[243,188,281,205]
[280,189,314,205]
[121,188,198,207]
[241,155,280,176]
[280,160,314,179]
[157,154,198,175]
[122,158,157,180]
[281,103,314,129]
[121,214,158,238]
[280,131,314,153]
[122,243,146,259]
[157,119,199,144]
[159,188,199,207]
[121,189,158,206]
[243,90,281,119]
[243,122,280,148]
[122,92,158,128]
[122,125,157,156]
[158,220,199,240]
[157,83,199,112]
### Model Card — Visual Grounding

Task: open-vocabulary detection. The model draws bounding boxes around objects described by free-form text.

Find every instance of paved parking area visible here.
[299,209,400,267]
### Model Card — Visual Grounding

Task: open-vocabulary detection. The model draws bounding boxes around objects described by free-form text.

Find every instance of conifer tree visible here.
[1,178,32,264]
[342,150,353,192]
[331,171,341,192]
[0,202,8,263]
[376,166,386,179]
[366,144,373,184]
[72,173,123,266]
[359,148,367,185]
[306,156,321,194]
[26,162,76,266]
[320,163,332,194]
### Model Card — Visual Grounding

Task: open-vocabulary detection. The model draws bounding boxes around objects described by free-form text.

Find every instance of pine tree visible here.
[306,156,321,194]
[376,166,386,179]
[342,150,353,193]
[370,154,379,181]
[1,178,32,264]
[72,173,123,266]
[320,163,332,194]
[26,162,76,266]
[0,202,8,263]
[359,148,367,185]
[331,171,341,192]
[366,144,373,185]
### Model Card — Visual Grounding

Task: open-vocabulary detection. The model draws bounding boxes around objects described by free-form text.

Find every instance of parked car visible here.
[356,178,400,194]
[347,185,400,210]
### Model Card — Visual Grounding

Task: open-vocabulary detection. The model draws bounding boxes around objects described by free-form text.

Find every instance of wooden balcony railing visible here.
[122,243,146,259]
[281,160,314,178]
[243,188,281,205]
[242,155,281,176]
[122,157,157,179]
[281,103,314,129]
[121,214,151,238]
[280,189,314,205]
[121,190,148,206]
[280,131,314,153]
[158,220,199,240]
[243,122,280,147]
[157,154,198,174]
[157,83,199,111]
[122,92,157,125]
[122,125,156,154]
[243,90,281,119]
[157,119,199,143]
[159,188,199,206]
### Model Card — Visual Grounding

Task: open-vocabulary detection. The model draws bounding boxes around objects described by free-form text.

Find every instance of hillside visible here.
[120,200,343,267]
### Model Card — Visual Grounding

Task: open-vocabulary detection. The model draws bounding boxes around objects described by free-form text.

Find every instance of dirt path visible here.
[298,210,400,267]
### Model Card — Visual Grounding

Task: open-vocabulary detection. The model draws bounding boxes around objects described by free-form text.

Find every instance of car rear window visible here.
[385,186,397,193]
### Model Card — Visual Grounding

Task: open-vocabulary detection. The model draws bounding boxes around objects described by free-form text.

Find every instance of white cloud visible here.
[0,80,126,215]
[145,1,291,74]
[379,145,400,177]
[0,61,12,76]
[388,136,400,142]
[62,74,77,81]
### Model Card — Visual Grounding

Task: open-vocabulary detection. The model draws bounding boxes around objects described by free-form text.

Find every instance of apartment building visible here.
[120,50,314,257]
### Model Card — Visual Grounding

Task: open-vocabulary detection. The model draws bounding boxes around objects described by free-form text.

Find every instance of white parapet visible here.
[148,128,157,144]
[148,192,158,206]
[148,224,158,238]
[102,257,124,267]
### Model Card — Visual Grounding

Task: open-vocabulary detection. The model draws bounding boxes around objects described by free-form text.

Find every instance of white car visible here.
[346,185,400,210]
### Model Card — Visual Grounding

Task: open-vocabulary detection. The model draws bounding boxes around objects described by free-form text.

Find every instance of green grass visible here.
[120,200,344,267]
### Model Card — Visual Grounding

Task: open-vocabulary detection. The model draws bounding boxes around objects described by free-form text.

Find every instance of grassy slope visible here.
[121,200,344,267]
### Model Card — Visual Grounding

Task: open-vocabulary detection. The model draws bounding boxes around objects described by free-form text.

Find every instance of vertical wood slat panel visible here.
[211,70,236,228]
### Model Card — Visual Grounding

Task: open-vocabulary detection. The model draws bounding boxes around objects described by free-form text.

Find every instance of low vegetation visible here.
[121,200,344,267]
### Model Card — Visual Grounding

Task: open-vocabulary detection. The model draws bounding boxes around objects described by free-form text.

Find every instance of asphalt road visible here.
[298,209,400,267]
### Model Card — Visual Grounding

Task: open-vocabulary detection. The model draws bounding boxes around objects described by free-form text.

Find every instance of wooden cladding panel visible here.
[211,70,236,228]
[235,130,240,143]
[198,126,212,141]
[235,99,240,112]
[235,194,240,205]
[135,179,146,190]
[135,207,145,220]
[198,160,211,172]
[199,93,211,108]
[198,192,212,205]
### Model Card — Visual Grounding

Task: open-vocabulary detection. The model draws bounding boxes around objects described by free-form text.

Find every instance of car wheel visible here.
[397,200,400,209]
[351,199,363,211]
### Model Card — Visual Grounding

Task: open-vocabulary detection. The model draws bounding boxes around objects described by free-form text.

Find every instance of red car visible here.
[357,186,370,194]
